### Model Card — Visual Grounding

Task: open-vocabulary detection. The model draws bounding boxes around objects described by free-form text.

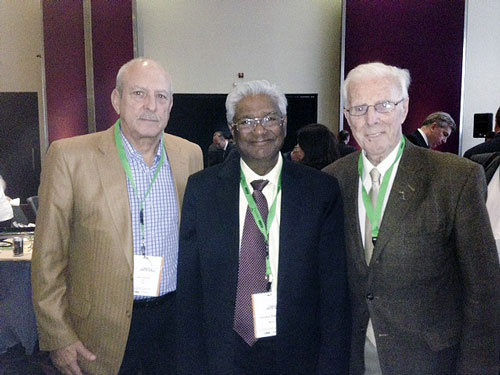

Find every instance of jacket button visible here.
[366,293,374,300]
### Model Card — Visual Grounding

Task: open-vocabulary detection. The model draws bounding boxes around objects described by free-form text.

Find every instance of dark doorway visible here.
[0,93,41,201]
[166,93,318,166]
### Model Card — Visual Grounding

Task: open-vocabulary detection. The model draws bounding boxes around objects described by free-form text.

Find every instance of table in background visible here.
[0,232,37,355]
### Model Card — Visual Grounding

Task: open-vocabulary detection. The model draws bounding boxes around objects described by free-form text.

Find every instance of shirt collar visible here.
[361,139,401,182]
[240,153,283,192]
[120,128,163,168]
[417,128,429,146]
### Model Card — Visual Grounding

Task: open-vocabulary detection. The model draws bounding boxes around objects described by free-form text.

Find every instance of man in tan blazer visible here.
[32,58,203,375]
[323,62,500,374]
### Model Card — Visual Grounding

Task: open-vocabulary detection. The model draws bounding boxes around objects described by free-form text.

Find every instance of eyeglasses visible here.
[345,98,406,116]
[232,113,284,131]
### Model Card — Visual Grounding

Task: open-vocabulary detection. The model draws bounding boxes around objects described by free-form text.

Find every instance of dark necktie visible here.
[234,179,269,346]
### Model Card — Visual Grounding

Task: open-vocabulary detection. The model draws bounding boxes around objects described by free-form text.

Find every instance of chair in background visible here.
[26,196,38,217]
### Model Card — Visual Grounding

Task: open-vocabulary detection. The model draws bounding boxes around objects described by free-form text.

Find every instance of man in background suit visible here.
[323,62,499,375]
[32,58,203,375]
[471,151,500,259]
[405,111,456,149]
[338,129,357,157]
[177,80,349,374]
[464,106,500,158]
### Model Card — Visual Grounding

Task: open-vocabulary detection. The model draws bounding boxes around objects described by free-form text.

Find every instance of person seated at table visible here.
[0,174,13,228]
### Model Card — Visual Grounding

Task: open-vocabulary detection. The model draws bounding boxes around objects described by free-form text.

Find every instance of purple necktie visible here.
[234,179,269,346]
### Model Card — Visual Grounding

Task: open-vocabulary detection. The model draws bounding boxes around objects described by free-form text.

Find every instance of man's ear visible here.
[111,89,121,115]
[401,98,409,123]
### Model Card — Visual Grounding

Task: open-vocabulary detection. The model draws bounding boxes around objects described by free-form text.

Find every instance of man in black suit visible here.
[464,106,500,158]
[338,129,357,157]
[405,111,456,149]
[177,80,349,374]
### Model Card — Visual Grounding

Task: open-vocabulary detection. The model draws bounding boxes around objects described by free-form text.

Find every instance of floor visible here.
[0,344,58,375]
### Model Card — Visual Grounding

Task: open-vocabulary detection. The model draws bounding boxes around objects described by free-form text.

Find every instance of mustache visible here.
[138,112,159,121]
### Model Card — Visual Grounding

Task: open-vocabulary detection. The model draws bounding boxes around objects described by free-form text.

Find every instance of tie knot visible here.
[251,179,269,192]
[369,168,381,185]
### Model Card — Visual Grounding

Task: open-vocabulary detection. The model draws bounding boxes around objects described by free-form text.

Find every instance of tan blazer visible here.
[324,141,500,375]
[31,124,203,374]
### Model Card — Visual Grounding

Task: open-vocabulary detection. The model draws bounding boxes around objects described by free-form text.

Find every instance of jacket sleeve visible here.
[176,175,209,375]
[454,163,500,374]
[317,177,350,374]
[31,142,80,351]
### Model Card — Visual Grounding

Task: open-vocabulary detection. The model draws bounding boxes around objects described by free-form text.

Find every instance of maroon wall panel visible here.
[344,0,465,153]
[43,2,88,142]
[91,0,135,131]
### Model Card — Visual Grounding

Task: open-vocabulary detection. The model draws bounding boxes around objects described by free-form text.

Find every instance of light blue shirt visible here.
[120,131,179,299]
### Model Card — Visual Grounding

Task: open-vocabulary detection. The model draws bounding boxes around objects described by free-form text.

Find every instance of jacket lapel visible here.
[163,134,188,213]
[278,160,305,290]
[371,143,425,262]
[216,156,242,298]
[95,125,133,271]
[341,154,367,270]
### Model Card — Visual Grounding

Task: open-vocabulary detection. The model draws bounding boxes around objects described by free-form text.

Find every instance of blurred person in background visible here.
[291,123,339,170]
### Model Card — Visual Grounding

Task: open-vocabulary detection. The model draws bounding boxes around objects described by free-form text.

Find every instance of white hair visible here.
[343,62,411,107]
[225,80,287,123]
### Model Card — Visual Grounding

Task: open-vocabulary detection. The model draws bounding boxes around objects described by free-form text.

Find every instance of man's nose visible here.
[144,93,157,111]
[365,106,379,125]
[253,121,266,133]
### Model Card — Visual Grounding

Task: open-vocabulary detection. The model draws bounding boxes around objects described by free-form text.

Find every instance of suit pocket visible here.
[68,294,91,319]
[423,327,460,351]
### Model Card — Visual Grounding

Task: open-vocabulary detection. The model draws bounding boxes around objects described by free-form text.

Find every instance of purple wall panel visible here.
[344,0,465,153]
[43,2,88,142]
[91,0,134,131]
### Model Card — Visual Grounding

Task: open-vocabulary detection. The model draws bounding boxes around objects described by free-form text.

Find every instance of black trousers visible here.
[233,334,277,375]
[0,219,12,228]
[119,292,176,375]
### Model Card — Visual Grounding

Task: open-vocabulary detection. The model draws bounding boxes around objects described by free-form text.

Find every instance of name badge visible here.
[252,292,277,339]
[133,255,163,297]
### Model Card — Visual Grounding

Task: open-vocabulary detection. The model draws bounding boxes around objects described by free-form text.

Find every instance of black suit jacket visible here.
[464,132,500,159]
[338,143,357,158]
[405,130,429,148]
[177,155,350,374]
[471,152,500,184]
[323,142,500,375]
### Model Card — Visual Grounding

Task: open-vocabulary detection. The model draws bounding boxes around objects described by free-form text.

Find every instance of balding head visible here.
[115,58,172,98]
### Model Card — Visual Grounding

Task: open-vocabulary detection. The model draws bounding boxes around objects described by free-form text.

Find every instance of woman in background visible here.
[291,123,340,170]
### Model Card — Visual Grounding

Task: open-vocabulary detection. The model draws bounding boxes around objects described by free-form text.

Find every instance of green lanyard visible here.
[114,120,165,254]
[358,137,405,239]
[240,168,282,280]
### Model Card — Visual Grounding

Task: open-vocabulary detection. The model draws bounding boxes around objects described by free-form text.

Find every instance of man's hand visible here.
[50,341,96,375]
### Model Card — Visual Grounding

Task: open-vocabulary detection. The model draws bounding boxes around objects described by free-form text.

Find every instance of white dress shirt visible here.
[417,128,429,147]
[239,154,283,292]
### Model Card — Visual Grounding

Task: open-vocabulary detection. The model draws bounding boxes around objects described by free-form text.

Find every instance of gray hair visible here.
[421,111,457,132]
[115,57,172,96]
[343,62,411,107]
[225,80,287,123]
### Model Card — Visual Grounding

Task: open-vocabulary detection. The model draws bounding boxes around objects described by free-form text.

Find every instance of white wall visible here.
[136,0,343,130]
[0,0,42,93]
[461,1,500,155]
